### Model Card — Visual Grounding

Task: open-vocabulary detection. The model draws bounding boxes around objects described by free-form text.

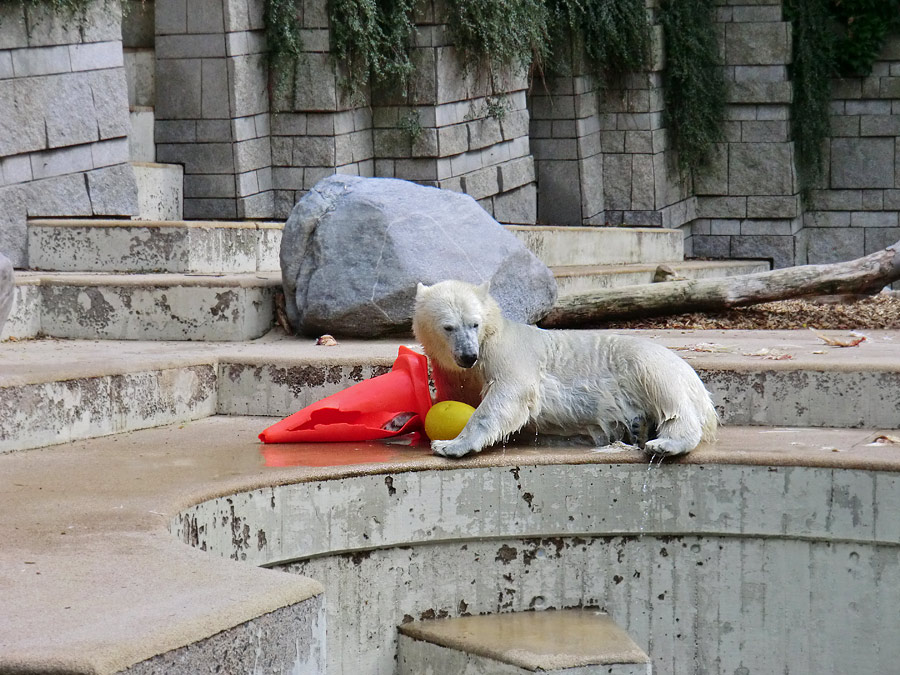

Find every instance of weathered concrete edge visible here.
[118,595,325,675]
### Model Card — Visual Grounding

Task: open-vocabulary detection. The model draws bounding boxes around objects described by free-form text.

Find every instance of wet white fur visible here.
[413,280,718,458]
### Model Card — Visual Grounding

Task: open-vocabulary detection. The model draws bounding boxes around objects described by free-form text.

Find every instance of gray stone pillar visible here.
[371,0,537,223]
[799,33,900,267]
[692,0,800,268]
[155,0,274,219]
[0,0,137,266]
[269,0,375,219]
[597,4,694,231]
[528,51,605,226]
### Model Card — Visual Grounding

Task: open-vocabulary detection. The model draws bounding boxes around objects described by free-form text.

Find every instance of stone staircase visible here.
[4,218,767,342]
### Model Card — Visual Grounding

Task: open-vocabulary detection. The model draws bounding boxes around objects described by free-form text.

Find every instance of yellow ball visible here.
[424,401,476,441]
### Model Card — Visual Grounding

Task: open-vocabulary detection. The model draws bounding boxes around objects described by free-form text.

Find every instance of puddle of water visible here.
[260,441,418,467]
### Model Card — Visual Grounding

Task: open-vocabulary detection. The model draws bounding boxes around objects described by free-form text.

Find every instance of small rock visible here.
[280,175,557,337]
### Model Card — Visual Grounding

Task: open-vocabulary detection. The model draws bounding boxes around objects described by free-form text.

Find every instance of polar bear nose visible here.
[457,351,478,368]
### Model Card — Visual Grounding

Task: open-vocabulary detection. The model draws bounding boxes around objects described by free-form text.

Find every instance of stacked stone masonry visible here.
[801,34,900,265]
[368,0,537,223]
[0,0,898,272]
[0,0,138,267]
[691,0,802,268]
[154,0,275,219]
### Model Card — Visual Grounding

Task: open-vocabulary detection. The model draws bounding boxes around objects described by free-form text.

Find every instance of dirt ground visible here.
[593,291,900,331]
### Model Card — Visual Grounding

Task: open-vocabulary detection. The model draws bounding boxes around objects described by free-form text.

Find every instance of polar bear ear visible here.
[415,282,429,298]
[475,280,491,299]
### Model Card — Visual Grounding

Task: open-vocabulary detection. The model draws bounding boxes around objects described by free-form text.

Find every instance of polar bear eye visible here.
[472,323,479,329]
[443,325,453,333]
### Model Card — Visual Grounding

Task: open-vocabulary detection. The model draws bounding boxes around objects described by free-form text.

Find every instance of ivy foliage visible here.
[785,0,900,190]
[658,0,727,173]
[447,0,549,79]
[784,0,834,190]
[830,0,900,75]
[264,0,306,97]
[544,0,650,82]
[0,0,97,32]
[329,0,418,98]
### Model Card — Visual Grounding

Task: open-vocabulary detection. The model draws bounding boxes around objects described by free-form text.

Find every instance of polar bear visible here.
[413,280,717,458]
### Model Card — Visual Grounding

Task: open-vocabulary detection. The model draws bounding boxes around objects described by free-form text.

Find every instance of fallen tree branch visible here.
[540,239,900,328]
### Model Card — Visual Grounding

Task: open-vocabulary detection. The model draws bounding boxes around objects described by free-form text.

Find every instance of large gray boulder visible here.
[0,251,13,335]
[281,175,557,337]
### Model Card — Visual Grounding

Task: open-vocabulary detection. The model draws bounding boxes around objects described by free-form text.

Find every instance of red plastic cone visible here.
[258,346,432,443]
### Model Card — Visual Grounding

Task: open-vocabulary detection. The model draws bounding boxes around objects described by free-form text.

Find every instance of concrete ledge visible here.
[28,218,283,273]
[3,415,895,673]
[2,330,899,452]
[506,226,684,267]
[552,259,769,297]
[398,610,651,674]
[5,271,280,341]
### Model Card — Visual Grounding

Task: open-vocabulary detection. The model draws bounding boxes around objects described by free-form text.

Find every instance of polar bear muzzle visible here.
[449,327,479,369]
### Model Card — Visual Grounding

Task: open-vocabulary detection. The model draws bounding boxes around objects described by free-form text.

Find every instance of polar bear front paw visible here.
[431,439,477,458]
[645,437,694,456]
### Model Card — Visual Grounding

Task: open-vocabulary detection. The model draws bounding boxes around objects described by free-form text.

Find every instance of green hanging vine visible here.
[784,0,834,191]
[445,0,550,78]
[658,0,727,173]
[329,0,418,99]
[830,0,900,76]
[544,0,650,83]
[785,0,900,192]
[264,0,306,99]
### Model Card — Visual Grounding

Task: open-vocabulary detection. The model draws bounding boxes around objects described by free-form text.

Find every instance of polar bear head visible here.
[413,280,499,371]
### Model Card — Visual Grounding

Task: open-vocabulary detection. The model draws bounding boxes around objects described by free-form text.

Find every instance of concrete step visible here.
[28,219,283,273]
[133,161,183,221]
[0,335,398,453]
[506,226,684,267]
[398,610,651,674]
[3,417,899,674]
[552,259,770,298]
[3,270,279,343]
[2,330,898,453]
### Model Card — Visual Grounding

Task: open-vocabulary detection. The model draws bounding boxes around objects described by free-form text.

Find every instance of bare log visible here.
[540,239,900,328]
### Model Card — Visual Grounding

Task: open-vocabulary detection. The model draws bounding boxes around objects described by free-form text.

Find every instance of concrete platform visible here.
[2,329,899,452]
[507,226,684,267]
[4,271,280,342]
[28,219,283,273]
[1,415,899,673]
[552,259,770,297]
[132,162,183,221]
[398,610,651,674]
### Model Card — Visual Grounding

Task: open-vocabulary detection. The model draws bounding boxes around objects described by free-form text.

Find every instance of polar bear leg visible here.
[645,413,703,456]
[431,382,534,458]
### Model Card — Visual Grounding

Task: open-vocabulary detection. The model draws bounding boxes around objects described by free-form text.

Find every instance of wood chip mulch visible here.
[592,292,900,331]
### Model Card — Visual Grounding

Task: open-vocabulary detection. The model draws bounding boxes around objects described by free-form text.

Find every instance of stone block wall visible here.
[529,2,694,232]
[155,0,274,219]
[371,0,537,223]
[691,0,801,268]
[1,0,898,273]
[269,0,375,219]
[799,34,900,265]
[0,0,138,266]
[528,54,606,226]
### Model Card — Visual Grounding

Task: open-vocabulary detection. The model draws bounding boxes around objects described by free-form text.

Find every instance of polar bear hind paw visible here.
[645,437,695,456]
[431,439,477,458]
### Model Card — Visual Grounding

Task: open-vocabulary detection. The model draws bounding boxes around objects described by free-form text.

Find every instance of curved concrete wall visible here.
[173,460,900,674]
